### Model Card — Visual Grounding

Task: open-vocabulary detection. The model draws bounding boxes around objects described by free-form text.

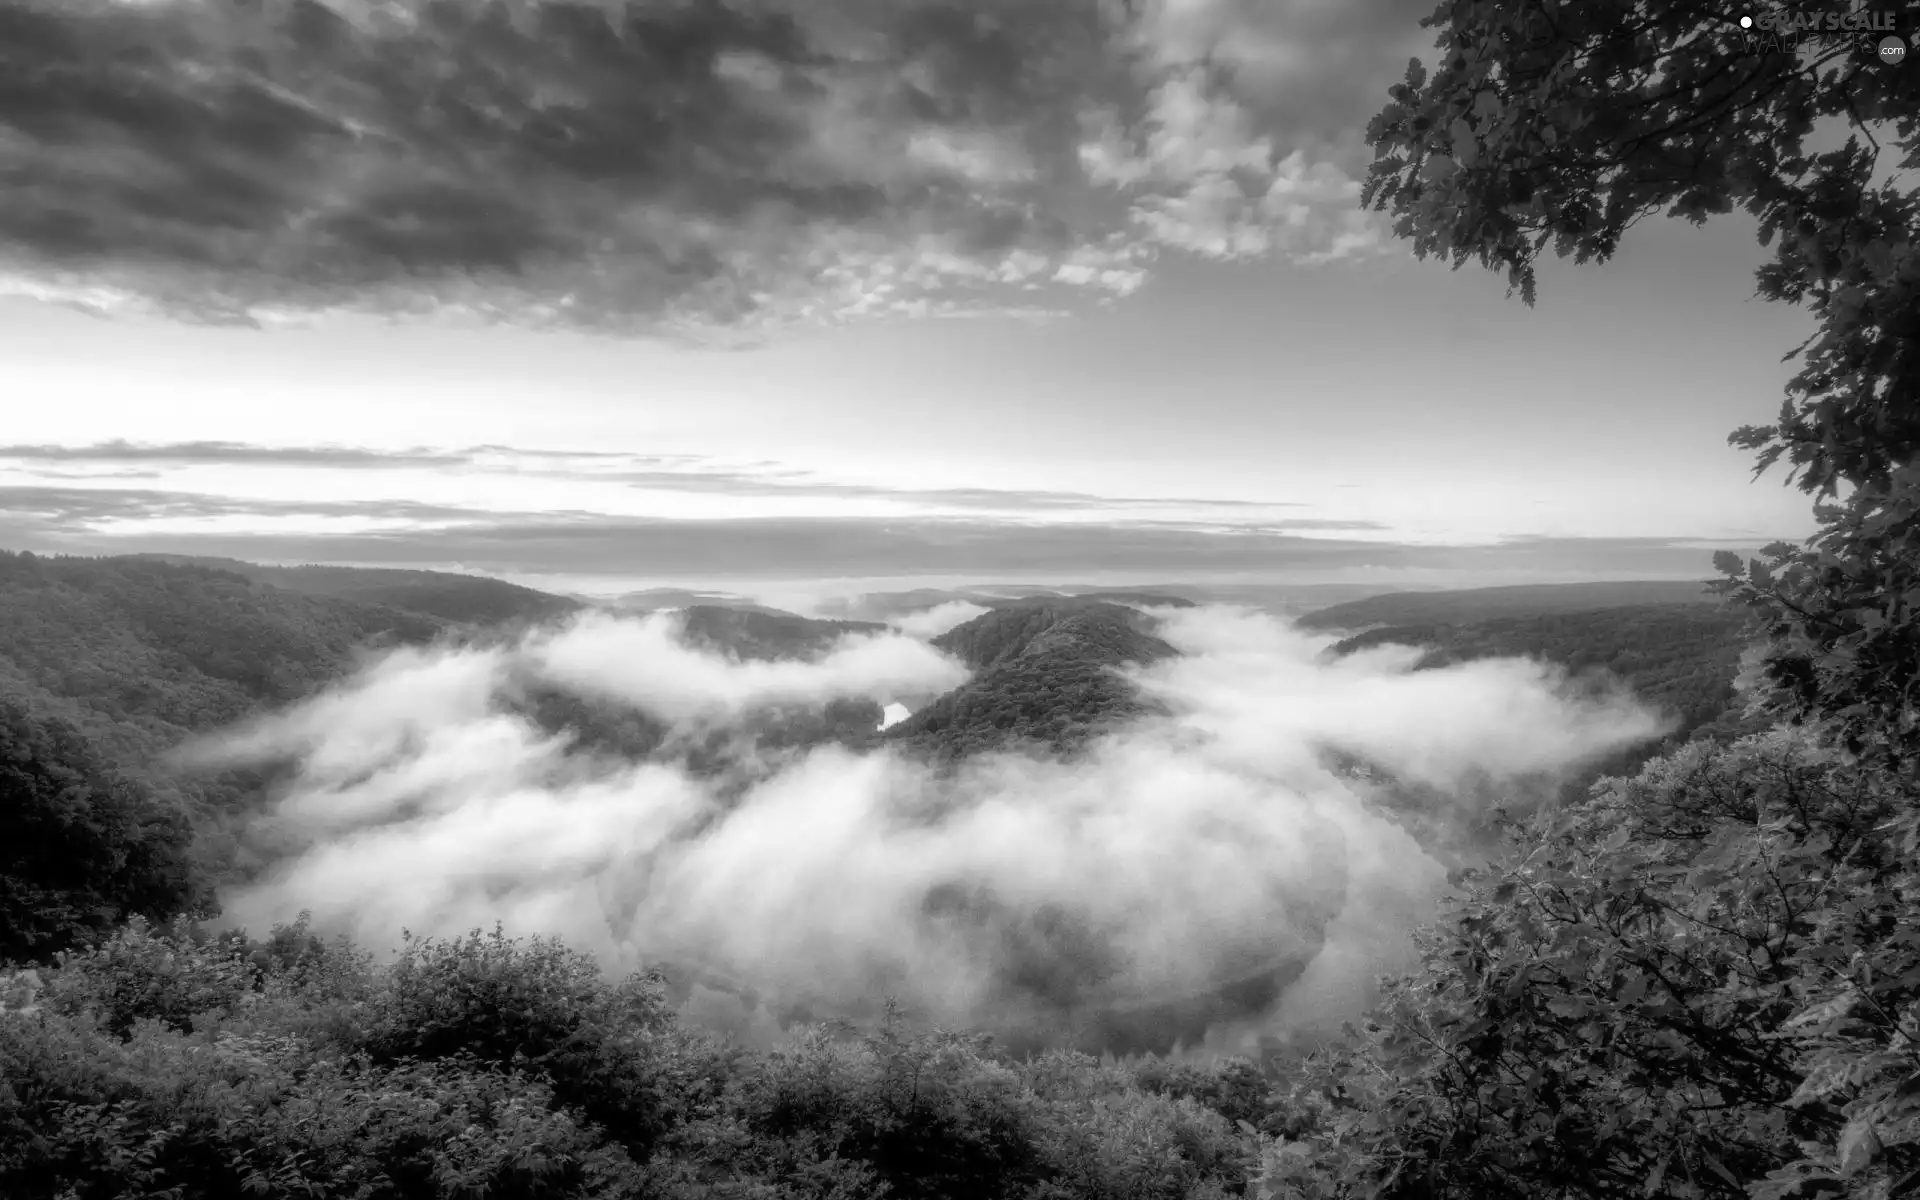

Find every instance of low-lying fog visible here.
[192,604,1667,1056]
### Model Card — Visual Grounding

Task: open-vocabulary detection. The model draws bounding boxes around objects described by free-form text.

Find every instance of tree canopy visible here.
[1363,0,1920,765]
[1270,5,1920,1196]
[0,699,201,963]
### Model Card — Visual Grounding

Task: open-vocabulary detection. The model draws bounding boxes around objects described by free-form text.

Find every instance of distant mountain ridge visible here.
[675,605,889,661]
[0,551,447,766]
[599,588,799,616]
[0,554,1755,820]
[813,581,1413,623]
[1324,601,1764,798]
[126,554,582,626]
[1298,579,1721,630]
[0,550,460,878]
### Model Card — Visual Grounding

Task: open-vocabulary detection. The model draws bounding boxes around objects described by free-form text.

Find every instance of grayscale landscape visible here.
[1,2,1915,1198]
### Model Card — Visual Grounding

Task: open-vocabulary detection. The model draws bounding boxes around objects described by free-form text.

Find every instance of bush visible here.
[360,926,732,1156]
[1260,731,1920,1199]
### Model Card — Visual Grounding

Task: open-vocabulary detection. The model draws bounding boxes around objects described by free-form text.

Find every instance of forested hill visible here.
[1298,579,1721,630]
[127,554,582,626]
[514,606,895,772]
[1010,590,1197,610]
[674,604,888,661]
[0,551,448,773]
[1329,603,1766,783]
[886,601,1177,760]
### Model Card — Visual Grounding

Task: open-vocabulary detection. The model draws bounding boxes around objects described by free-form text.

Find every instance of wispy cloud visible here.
[0,484,596,532]
[0,437,1791,585]
[0,489,1768,584]
[0,440,467,469]
[0,440,1320,518]
[0,0,1429,336]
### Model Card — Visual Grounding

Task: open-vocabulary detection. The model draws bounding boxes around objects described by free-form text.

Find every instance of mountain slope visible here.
[886,601,1177,760]
[128,555,582,626]
[0,551,464,879]
[675,605,889,661]
[0,697,202,963]
[1298,580,1721,630]
[515,605,896,771]
[1328,603,1765,785]
[0,551,448,770]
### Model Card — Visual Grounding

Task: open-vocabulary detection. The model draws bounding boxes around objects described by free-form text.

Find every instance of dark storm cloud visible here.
[1146,0,1442,168]
[0,0,1433,333]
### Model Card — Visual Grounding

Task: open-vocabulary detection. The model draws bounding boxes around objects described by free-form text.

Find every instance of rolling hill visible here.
[675,604,889,660]
[0,553,1782,1066]
[0,551,448,773]
[127,555,582,626]
[1326,603,1767,788]
[0,557,929,881]
[513,605,898,774]
[885,601,1178,761]
[600,587,797,615]
[812,582,1402,624]
[0,550,464,877]
[1297,579,1722,630]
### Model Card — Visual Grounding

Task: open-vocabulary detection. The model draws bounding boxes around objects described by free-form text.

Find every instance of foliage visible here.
[1331,603,1770,789]
[1350,19,1920,1192]
[888,603,1177,761]
[1299,582,1723,632]
[1258,732,1920,1200]
[0,551,446,758]
[140,556,589,626]
[362,926,726,1157]
[1358,0,1920,765]
[675,606,891,662]
[0,550,449,881]
[0,917,1271,1200]
[0,700,201,964]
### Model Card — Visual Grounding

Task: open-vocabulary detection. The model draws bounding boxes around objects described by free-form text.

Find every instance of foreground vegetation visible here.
[0,919,1267,1200]
[5,723,1914,1198]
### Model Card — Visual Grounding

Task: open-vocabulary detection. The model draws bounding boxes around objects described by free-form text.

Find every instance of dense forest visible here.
[1325,603,1769,790]
[126,556,586,627]
[0,551,459,879]
[0,551,449,765]
[885,602,1179,761]
[512,606,896,777]
[675,606,890,662]
[1296,580,1722,631]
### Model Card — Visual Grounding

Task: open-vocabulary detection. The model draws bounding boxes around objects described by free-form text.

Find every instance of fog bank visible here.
[202,605,1667,1052]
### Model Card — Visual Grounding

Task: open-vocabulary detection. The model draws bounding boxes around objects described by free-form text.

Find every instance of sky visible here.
[0,0,1826,595]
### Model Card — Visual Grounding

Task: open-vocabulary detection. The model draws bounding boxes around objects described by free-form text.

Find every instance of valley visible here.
[0,550,1754,1060]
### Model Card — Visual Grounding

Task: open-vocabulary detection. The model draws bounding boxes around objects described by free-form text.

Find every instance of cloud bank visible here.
[0,0,1433,336]
[887,599,991,638]
[0,498,1772,586]
[203,603,1667,1052]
